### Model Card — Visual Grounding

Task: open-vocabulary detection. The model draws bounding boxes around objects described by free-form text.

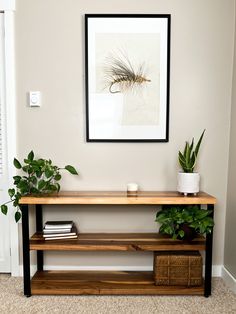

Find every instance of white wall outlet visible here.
[29,91,41,107]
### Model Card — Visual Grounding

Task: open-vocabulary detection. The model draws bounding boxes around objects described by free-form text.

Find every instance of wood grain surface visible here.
[19,191,216,205]
[31,270,204,295]
[30,233,206,251]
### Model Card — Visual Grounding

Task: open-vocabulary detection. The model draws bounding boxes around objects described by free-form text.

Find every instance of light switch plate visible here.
[29,91,41,107]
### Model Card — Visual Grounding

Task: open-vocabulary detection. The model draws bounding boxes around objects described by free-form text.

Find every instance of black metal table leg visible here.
[36,204,44,271]
[204,204,214,297]
[21,204,31,297]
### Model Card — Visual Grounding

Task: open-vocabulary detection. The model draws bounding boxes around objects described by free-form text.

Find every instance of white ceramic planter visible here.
[177,172,200,196]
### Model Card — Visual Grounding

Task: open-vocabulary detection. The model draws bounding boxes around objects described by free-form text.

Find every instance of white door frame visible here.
[1,0,19,276]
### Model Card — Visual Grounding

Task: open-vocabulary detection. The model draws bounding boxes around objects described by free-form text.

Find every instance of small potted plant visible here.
[0,151,78,222]
[177,130,205,195]
[155,205,214,241]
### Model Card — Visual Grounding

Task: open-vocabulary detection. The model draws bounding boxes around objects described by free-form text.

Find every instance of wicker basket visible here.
[153,251,202,286]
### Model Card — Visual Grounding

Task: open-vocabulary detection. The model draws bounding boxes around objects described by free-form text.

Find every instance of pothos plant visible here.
[0,151,78,222]
[155,205,214,240]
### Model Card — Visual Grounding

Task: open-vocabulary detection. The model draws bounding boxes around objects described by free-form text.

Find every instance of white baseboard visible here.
[210,265,222,277]
[18,264,222,277]
[19,265,37,277]
[45,265,153,271]
[222,266,236,293]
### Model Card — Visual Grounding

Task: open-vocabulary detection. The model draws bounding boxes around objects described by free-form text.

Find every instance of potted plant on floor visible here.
[0,150,78,222]
[155,205,214,241]
[177,130,205,195]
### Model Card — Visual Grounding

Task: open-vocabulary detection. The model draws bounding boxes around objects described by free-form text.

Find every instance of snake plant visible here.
[178,130,205,173]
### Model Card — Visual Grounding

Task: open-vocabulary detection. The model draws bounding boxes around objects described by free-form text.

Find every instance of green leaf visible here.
[13,176,21,184]
[155,213,170,223]
[195,210,210,220]
[185,142,191,167]
[22,165,29,172]
[38,179,46,190]
[65,165,78,175]
[54,173,61,181]
[8,188,15,198]
[189,151,196,171]
[47,184,58,192]
[178,151,186,164]
[178,230,185,238]
[1,204,8,215]
[203,217,214,227]
[15,211,21,223]
[189,138,194,152]
[55,183,60,192]
[183,142,188,158]
[37,159,45,167]
[13,192,20,201]
[29,176,37,185]
[36,170,43,178]
[30,187,39,194]
[164,225,174,235]
[14,158,22,169]
[13,199,19,207]
[17,180,28,190]
[45,168,54,178]
[17,180,29,195]
[194,129,205,157]
[179,157,187,172]
[27,167,34,175]
[28,150,34,161]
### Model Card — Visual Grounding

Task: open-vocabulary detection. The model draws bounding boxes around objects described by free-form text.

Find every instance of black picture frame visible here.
[85,14,171,142]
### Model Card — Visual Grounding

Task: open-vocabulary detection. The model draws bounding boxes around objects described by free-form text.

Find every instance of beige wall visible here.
[225,3,236,278]
[15,0,235,268]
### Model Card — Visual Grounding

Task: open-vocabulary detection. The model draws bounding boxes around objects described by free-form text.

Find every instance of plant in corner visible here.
[0,151,78,222]
[155,205,214,241]
[177,129,205,195]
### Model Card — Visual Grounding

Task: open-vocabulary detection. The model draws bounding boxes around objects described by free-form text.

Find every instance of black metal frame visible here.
[21,204,31,297]
[85,14,171,142]
[21,204,44,297]
[36,204,44,271]
[21,202,214,297]
[204,204,214,297]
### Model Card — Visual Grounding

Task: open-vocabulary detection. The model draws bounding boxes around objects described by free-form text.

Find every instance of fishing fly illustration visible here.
[104,52,151,94]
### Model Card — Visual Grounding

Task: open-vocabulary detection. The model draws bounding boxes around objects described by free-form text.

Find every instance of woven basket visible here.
[153,251,202,286]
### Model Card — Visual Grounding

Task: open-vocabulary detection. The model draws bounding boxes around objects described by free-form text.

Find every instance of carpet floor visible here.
[0,275,235,314]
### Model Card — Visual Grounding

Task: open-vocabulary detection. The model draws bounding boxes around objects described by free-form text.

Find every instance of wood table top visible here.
[19,191,216,205]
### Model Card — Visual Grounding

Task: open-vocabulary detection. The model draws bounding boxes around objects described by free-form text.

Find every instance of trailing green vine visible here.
[1,151,78,222]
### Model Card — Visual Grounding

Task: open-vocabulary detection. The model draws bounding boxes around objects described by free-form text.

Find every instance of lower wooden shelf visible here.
[31,270,204,296]
[30,233,206,251]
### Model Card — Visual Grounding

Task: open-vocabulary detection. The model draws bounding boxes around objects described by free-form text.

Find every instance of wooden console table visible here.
[19,191,216,297]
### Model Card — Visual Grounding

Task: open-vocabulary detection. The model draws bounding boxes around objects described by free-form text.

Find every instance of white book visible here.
[44,221,73,229]
[44,234,78,241]
[43,226,77,239]
[43,228,71,234]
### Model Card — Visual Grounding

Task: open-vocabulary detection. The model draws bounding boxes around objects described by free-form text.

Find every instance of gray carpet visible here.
[0,275,235,314]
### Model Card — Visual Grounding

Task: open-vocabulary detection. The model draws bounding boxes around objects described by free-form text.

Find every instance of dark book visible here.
[44,221,73,230]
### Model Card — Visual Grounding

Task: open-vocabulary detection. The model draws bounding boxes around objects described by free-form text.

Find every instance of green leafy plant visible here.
[1,151,78,222]
[155,205,214,240]
[178,130,205,173]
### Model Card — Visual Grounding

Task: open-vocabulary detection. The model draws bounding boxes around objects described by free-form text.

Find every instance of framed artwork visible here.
[85,14,171,142]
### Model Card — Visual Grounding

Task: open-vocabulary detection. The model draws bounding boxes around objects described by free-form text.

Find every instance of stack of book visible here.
[43,221,78,241]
